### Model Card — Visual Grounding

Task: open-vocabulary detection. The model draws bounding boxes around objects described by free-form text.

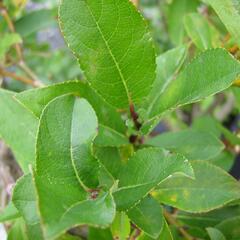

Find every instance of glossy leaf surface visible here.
[153,161,240,213]
[146,49,240,120]
[184,13,220,50]
[207,227,226,240]
[127,196,164,239]
[113,148,194,210]
[34,95,115,239]
[0,89,38,172]
[203,0,240,47]
[15,81,125,133]
[146,129,224,160]
[59,0,156,108]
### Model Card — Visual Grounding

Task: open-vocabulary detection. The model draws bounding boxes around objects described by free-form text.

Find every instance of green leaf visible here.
[145,48,240,122]
[158,219,173,240]
[98,163,116,190]
[144,45,187,117]
[206,227,226,240]
[193,115,240,146]
[7,219,28,240]
[216,217,240,240]
[111,212,130,240]
[167,0,199,45]
[94,146,129,180]
[233,87,240,110]
[15,81,125,133]
[0,202,20,223]
[12,174,44,240]
[0,89,38,172]
[192,115,222,137]
[0,33,22,60]
[34,95,115,239]
[88,228,113,240]
[146,129,224,160]
[59,0,156,108]
[94,125,129,147]
[113,147,194,210]
[192,116,237,170]
[12,174,41,226]
[127,196,164,239]
[138,219,173,240]
[52,193,115,238]
[203,0,240,47]
[184,13,220,50]
[188,226,207,239]
[15,9,57,37]
[26,223,44,240]
[57,234,82,240]
[153,161,240,213]
[70,98,99,189]
[209,151,234,172]
[177,205,240,229]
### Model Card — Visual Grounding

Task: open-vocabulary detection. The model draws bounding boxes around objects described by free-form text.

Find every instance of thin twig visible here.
[0,8,23,61]
[131,0,139,7]
[229,45,239,54]
[130,104,142,130]
[233,78,240,87]
[129,224,141,240]
[0,5,42,86]
[17,61,42,86]
[164,210,195,240]
[129,104,144,145]
[0,67,38,87]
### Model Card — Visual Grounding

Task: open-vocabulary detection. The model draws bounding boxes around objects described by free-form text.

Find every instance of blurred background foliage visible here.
[0,0,83,90]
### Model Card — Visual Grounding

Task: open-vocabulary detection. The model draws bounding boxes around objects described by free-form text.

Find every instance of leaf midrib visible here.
[86,2,131,105]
